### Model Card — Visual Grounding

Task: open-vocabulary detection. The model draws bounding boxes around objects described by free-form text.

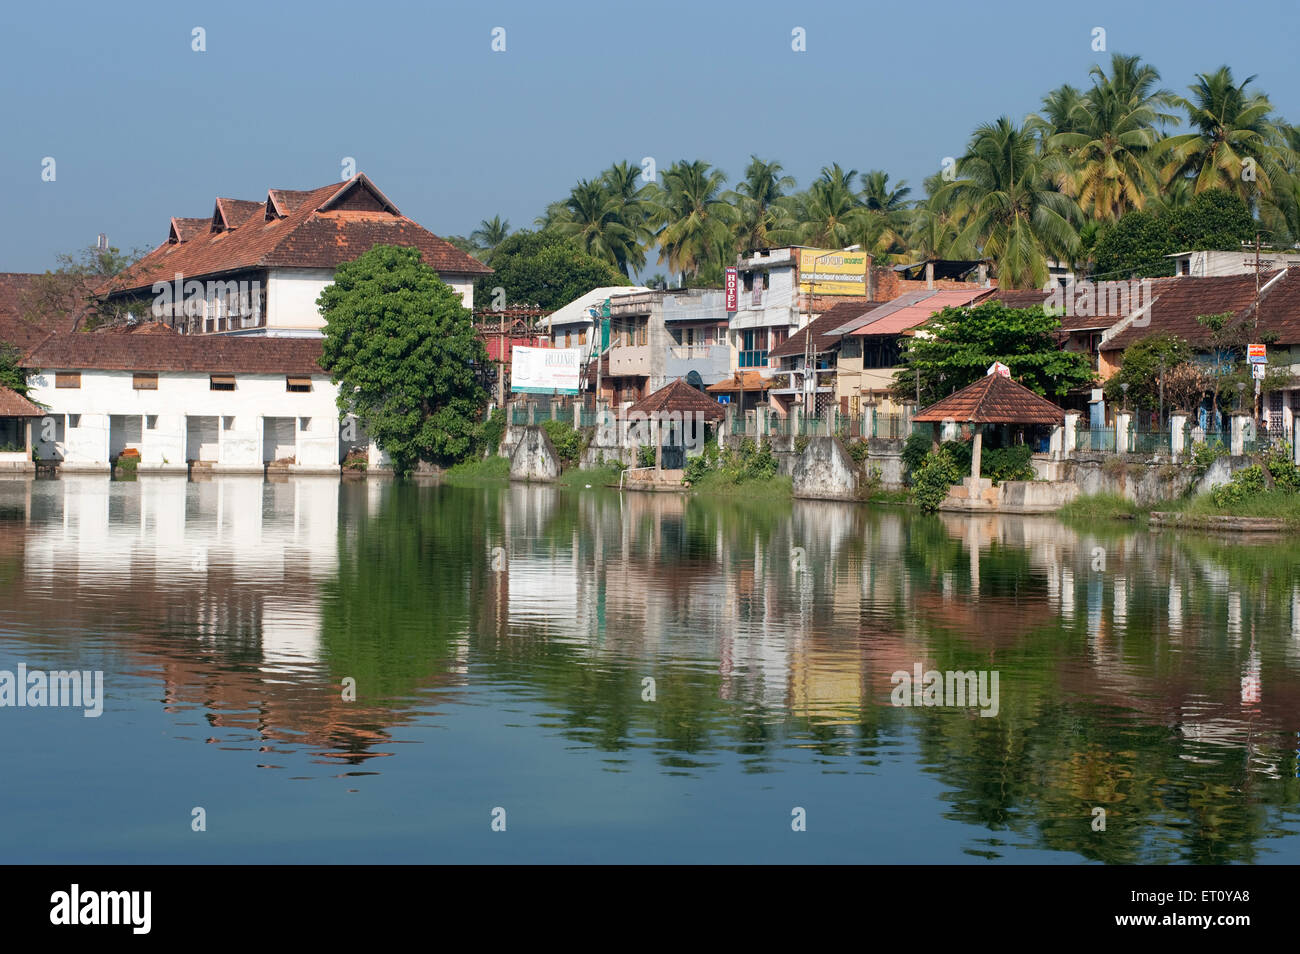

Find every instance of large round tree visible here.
[319,245,487,476]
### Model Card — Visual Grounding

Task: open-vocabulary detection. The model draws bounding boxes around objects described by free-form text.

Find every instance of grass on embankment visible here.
[687,472,793,498]
[1060,488,1300,528]
[1057,492,1146,522]
[557,464,623,488]
[1158,489,1300,523]
[442,455,510,484]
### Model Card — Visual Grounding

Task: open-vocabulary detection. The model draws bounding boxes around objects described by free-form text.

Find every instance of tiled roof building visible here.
[100,173,490,337]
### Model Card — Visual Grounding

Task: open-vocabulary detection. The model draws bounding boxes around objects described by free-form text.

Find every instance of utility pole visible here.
[1158,354,1164,426]
[498,307,506,407]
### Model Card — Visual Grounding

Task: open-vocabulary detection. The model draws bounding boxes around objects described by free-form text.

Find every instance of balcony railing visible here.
[669,345,716,360]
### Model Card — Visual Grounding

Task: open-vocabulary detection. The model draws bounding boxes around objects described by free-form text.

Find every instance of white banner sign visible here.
[511,346,583,394]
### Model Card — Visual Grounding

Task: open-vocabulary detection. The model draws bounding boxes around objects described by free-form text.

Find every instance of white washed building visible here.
[24,332,359,473]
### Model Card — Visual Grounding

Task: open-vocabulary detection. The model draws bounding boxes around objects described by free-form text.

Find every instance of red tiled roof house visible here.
[98,173,491,337]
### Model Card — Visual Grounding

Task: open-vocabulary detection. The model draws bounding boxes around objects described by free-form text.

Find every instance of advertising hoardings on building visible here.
[797,248,869,296]
[511,346,583,394]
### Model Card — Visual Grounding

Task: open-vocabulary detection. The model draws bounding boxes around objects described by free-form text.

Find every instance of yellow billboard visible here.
[798,248,868,296]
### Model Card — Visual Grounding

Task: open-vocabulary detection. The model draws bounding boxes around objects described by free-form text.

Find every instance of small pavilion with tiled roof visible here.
[627,377,724,471]
[913,371,1065,479]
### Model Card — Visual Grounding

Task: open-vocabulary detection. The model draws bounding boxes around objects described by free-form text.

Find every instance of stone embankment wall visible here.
[791,437,859,500]
[1065,454,1248,506]
[509,427,560,482]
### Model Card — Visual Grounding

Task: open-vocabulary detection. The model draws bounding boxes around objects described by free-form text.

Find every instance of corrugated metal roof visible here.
[838,288,994,337]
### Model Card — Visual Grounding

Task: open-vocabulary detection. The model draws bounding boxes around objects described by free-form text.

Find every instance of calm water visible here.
[1,475,1299,864]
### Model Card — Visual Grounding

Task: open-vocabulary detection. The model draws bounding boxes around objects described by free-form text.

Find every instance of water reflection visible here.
[1,475,1299,862]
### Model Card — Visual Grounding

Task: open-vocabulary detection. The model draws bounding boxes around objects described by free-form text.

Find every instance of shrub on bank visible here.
[540,419,585,466]
[1210,441,1299,507]
[911,444,965,513]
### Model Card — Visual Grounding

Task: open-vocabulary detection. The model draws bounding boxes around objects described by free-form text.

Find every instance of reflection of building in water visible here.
[0,476,442,760]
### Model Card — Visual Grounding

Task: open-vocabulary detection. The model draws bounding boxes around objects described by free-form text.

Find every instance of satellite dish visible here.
[685,370,703,390]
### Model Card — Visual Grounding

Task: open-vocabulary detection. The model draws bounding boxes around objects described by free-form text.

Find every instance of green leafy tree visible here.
[776,163,865,249]
[34,243,144,331]
[1092,189,1254,278]
[0,344,29,396]
[319,245,487,475]
[1102,332,1193,414]
[475,230,629,309]
[856,169,913,260]
[894,301,1095,406]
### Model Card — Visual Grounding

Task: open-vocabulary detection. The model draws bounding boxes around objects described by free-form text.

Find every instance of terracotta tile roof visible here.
[214,198,264,230]
[769,300,879,359]
[103,174,491,297]
[24,332,325,375]
[913,373,1065,425]
[1103,272,1270,351]
[93,321,179,335]
[0,272,76,352]
[706,370,770,393]
[627,377,725,420]
[169,217,211,243]
[1245,267,1300,345]
[0,385,42,417]
[993,280,1178,332]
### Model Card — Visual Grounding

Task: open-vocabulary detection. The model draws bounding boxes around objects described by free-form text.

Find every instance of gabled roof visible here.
[913,373,1065,425]
[627,378,725,420]
[1253,268,1300,345]
[833,287,995,338]
[169,217,212,243]
[993,280,1179,332]
[24,332,325,376]
[212,198,264,232]
[102,173,491,297]
[769,300,879,359]
[0,385,42,417]
[1103,271,1275,351]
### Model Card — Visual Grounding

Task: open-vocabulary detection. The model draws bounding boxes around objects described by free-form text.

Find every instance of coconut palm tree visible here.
[1047,54,1174,223]
[599,160,657,274]
[907,174,972,261]
[1159,66,1282,204]
[944,117,1081,288]
[653,160,735,283]
[553,178,640,276]
[773,163,865,249]
[856,170,912,259]
[534,200,572,232]
[1029,84,1090,141]
[470,216,512,254]
[726,155,795,253]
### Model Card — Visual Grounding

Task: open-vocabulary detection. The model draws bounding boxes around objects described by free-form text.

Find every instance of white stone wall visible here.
[27,369,343,471]
[265,267,475,334]
[266,268,332,332]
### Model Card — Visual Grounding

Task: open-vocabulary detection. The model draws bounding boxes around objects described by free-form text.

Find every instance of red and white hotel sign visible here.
[725,267,738,312]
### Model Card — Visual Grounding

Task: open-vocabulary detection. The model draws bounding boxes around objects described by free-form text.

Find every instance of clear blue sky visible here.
[2,0,1298,274]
